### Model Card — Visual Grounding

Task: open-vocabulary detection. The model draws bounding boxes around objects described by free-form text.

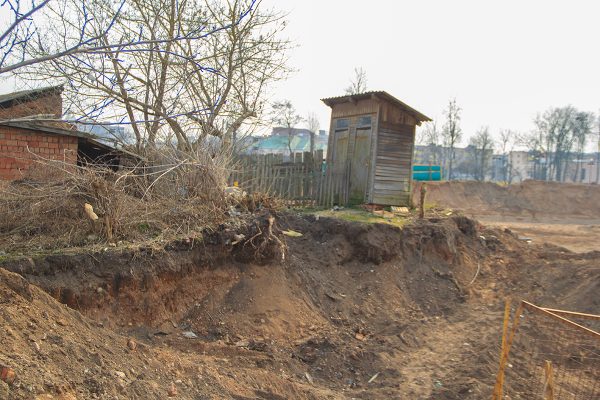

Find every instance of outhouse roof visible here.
[321,91,432,123]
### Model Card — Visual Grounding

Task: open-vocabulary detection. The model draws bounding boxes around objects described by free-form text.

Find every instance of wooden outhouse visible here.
[322,91,431,206]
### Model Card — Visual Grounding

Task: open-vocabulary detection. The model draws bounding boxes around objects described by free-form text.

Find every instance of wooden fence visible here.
[229,150,348,207]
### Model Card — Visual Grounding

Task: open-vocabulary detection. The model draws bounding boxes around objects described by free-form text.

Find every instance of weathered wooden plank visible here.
[375,165,410,171]
[373,189,409,194]
[376,156,412,163]
[375,179,410,184]
[378,133,413,140]
[372,189,410,195]
[372,194,410,206]
[374,171,411,177]
[375,168,411,174]
[377,156,412,161]
[378,120,415,132]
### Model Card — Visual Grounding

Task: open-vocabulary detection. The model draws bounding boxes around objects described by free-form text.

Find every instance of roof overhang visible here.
[321,91,432,123]
[0,121,141,160]
[0,85,64,108]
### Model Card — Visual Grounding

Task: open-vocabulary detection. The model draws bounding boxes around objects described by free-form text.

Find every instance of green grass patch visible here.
[312,207,411,228]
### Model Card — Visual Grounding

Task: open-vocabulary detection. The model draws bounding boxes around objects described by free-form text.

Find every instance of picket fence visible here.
[229,150,348,207]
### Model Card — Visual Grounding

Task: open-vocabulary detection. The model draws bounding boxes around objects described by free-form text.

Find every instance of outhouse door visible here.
[348,122,372,204]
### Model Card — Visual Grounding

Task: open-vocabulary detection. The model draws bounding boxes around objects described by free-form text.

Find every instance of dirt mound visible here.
[413,180,600,218]
[0,267,187,399]
[1,213,599,399]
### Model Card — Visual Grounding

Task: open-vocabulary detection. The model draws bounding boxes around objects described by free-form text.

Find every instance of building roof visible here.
[321,91,432,123]
[271,127,312,136]
[0,85,64,108]
[0,121,140,159]
[0,121,92,139]
[251,134,327,153]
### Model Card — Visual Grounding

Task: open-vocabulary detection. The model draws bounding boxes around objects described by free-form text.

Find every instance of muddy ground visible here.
[1,207,599,399]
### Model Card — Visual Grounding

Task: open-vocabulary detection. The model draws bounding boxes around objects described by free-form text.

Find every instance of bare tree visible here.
[0,0,228,74]
[306,112,320,154]
[441,98,462,180]
[7,0,290,154]
[596,113,600,183]
[344,67,367,95]
[497,129,516,182]
[571,111,594,182]
[470,126,493,181]
[418,120,443,165]
[0,0,114,74]
[531,106,594,182]
[271,100,302,157]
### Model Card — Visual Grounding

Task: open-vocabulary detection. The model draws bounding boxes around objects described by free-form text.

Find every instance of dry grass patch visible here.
[0,148,239,253]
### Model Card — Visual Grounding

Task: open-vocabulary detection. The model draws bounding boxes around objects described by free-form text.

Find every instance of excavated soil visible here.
[414,180,600,252]
[412,180,600,218]
[1,212,599,399]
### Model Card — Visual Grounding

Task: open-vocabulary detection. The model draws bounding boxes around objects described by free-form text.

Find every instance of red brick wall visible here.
[0,126,78,180]
[0,91,63,121]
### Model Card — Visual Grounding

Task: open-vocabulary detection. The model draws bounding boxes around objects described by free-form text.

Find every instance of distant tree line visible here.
[418,99,598,183]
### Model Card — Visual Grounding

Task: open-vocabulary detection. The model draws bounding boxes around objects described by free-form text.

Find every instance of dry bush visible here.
[237,192,285,213]
[0,147,235,252]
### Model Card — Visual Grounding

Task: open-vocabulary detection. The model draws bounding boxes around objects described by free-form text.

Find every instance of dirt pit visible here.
[1,211,599,399]
[414,180,600,252]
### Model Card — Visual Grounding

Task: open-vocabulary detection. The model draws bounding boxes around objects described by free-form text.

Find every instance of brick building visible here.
[0,85,67,123]
[0,86,132,180]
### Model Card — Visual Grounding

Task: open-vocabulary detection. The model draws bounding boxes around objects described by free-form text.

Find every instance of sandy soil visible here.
[475,216,600,253]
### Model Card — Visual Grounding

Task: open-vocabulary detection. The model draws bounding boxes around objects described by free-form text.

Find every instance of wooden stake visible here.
[492,299,524,400]
[419,183,427,219]
[543,360,554,400]
[492,299,511,400]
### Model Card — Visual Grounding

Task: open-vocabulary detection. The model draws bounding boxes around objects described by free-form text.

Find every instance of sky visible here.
[1,0,599,146]
[261,0,600,144]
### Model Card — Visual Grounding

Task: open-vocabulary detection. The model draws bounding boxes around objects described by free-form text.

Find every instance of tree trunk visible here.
[480,151,485,181]
[596,151,600,183]
[448,148,454,180]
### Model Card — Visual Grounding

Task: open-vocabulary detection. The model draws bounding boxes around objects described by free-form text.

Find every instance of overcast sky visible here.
[1,0,598,145]
[262,0,600,144]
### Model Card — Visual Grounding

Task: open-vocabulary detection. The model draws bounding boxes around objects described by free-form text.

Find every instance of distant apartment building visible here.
[76,123,129,146]
[491,151,532,183]
[242,128,328,158]
[562,156,600,184]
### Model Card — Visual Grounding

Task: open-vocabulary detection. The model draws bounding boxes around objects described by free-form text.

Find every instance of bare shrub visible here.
[0,147,234,252]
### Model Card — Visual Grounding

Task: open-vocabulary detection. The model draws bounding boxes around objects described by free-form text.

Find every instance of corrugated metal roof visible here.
[0,85,63,107]
[321,91,432,122]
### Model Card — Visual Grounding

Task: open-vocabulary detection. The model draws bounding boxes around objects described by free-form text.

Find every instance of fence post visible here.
[543,361,554,400]
[492,300,525,400]
[228,151,334,205]
[492,300,511,400]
